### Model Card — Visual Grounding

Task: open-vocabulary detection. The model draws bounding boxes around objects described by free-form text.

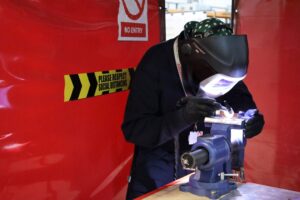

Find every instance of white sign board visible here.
[118,0,148,41]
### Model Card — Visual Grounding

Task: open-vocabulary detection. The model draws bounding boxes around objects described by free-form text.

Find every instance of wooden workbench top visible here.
[136,175,300,200]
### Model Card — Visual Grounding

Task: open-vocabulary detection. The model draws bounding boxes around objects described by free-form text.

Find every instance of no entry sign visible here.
[118,0,148,41]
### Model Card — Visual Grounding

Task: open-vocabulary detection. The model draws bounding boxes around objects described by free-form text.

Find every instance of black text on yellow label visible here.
[64,68,134,102]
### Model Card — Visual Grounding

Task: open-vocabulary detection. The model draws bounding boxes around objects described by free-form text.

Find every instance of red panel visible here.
[0,0,160,199]
[237,0,300,191]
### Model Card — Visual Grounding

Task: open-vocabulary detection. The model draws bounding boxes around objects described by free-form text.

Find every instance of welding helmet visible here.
[178,18,248,98]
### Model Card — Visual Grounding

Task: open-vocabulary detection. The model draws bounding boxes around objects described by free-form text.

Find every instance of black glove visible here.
[244,109,265,138]
[177,96,222,124]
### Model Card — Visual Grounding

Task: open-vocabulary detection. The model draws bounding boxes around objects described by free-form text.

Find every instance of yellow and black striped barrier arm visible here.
[64,68,135,102]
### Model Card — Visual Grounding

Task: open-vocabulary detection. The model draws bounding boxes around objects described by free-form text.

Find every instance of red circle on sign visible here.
[122,0,146,20]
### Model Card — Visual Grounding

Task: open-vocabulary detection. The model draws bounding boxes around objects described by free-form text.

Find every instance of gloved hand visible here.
[244,109,265,138]
[177,96,222,124]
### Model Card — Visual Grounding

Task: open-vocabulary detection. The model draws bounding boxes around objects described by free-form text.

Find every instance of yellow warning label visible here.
[64,68,134,102]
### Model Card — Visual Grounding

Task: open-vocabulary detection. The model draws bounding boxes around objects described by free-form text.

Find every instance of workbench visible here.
[135,175,300,200]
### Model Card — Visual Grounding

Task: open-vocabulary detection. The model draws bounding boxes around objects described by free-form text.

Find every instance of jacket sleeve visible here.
[217,81,257,112]
[121,45,191,148]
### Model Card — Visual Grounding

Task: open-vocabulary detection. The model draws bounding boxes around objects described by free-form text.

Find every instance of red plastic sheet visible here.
[237,0,300,191]
[0,0,160,199]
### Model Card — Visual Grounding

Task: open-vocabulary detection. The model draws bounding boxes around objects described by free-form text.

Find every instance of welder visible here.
[121,18,264,200]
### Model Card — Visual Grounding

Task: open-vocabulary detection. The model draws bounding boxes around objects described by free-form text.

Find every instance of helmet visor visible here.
[199,73,246,98]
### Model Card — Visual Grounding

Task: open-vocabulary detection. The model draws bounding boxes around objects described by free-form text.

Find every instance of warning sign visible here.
[64,68,135,102]
[118,0,148,41]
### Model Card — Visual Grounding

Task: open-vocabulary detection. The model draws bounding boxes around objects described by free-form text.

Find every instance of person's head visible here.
[178,18,248,98]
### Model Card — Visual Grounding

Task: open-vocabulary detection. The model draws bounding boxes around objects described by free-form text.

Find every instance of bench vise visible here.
[179,111,253,199]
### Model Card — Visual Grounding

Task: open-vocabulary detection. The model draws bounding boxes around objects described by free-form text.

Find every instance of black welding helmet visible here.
[178,19,249,97]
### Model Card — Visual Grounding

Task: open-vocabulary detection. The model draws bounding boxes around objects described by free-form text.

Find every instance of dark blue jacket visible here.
[122,38,256,199]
